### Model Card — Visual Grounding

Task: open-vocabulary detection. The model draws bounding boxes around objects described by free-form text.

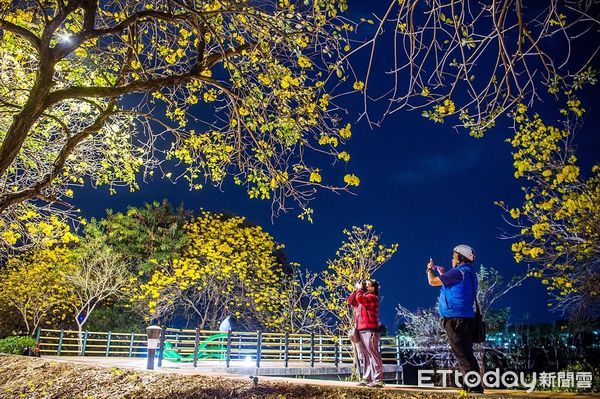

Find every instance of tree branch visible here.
[53,10,192,60]
[0,104,117,212]
[46,72,214,105]
[0,20,42,52]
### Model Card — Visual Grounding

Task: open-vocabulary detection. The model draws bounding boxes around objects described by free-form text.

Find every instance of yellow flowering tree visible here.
[0,0,362,255]
[321,225,398,333]
[134,211,288,330]
[0,220,79,334]
[498,83,599,316]
[0,209,79,259]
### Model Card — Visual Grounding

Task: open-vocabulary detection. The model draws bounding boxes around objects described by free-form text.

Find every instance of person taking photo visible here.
[347,279,384,388]
[427,244,484,394]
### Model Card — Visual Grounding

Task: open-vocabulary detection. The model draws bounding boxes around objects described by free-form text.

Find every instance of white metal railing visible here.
[37,327,412,368]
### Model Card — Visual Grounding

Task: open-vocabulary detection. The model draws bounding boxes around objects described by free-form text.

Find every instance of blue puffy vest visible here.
[438,264,476,318]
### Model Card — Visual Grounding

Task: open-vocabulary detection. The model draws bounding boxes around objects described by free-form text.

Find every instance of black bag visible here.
[473,308,486,343]
[470,273,486,343]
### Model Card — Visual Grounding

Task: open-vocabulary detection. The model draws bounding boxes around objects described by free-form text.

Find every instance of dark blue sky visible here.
[72,1,599,330]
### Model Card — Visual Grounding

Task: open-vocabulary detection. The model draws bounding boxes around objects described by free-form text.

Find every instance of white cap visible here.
[453,244,475,262]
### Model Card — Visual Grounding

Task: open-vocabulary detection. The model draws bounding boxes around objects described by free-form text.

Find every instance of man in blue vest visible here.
[427,244,484,394]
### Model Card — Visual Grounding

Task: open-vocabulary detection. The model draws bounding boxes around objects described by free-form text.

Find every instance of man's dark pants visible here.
[442,317,482,390]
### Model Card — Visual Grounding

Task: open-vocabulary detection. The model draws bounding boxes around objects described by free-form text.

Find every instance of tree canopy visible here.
[364,0,598,136]
[133,211,289,330]
[0,0,361,254]
[0,219,79,334]
[499,90,599,318]
[321,224,397,332]
[93,200,191,273]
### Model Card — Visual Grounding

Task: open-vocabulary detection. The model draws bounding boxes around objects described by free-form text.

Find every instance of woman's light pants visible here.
[357,330,383,382]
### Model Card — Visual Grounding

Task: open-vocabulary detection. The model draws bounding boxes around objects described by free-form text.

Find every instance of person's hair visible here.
[368,279,380,296]
[456,253,473,264]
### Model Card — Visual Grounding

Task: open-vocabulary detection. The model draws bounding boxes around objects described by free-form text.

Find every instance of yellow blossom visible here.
[309,170,322,183]
[343,174,360,186]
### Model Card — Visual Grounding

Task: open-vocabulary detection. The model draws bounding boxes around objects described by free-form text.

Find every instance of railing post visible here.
[226,329,232,368]
[57,329,64,355]
[105,331,112,357]
[129,332,135,357]
[396,335,403,385]
[193,327,200,368]
[334,337,339,367]
[319,336,323,362]
[81,331,89,356]
[396,335,401,366]
[310,332,315,367]
[35,328,41,342]
[157,326,166,367]
[256,330,262,368]
[299,336,303,360]
[279,335,283,360]
[284,332,289,368]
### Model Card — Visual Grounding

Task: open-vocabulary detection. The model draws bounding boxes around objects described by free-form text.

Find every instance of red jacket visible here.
[347,290,379,331]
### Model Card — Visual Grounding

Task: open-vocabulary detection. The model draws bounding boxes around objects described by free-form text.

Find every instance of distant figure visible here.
[347,279,384,388]
[32,341,41,357]
[20,341,41,357]
[218,316,231,332]
[427,244,483,394]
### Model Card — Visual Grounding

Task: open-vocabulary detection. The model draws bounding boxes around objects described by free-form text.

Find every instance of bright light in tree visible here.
[58,33,72,43]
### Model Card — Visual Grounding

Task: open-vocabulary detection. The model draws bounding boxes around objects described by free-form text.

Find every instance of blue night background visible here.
[69,0,600,331]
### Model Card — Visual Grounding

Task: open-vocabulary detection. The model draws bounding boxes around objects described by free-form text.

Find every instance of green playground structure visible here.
[161,332,228,362]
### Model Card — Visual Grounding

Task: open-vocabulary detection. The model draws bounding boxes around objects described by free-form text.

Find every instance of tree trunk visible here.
[77,322,84,355]
[0,62,54,179]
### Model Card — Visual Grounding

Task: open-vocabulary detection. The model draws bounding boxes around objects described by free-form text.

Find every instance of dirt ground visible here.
[0,355,593,399]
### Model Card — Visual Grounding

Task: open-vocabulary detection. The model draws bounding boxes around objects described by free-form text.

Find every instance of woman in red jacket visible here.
[347,279,383,388]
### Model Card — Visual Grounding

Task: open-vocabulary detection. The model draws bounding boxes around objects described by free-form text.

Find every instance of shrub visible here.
[0,336,37,355]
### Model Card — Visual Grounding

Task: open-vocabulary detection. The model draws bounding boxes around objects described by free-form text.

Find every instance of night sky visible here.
[72,1,600,331]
